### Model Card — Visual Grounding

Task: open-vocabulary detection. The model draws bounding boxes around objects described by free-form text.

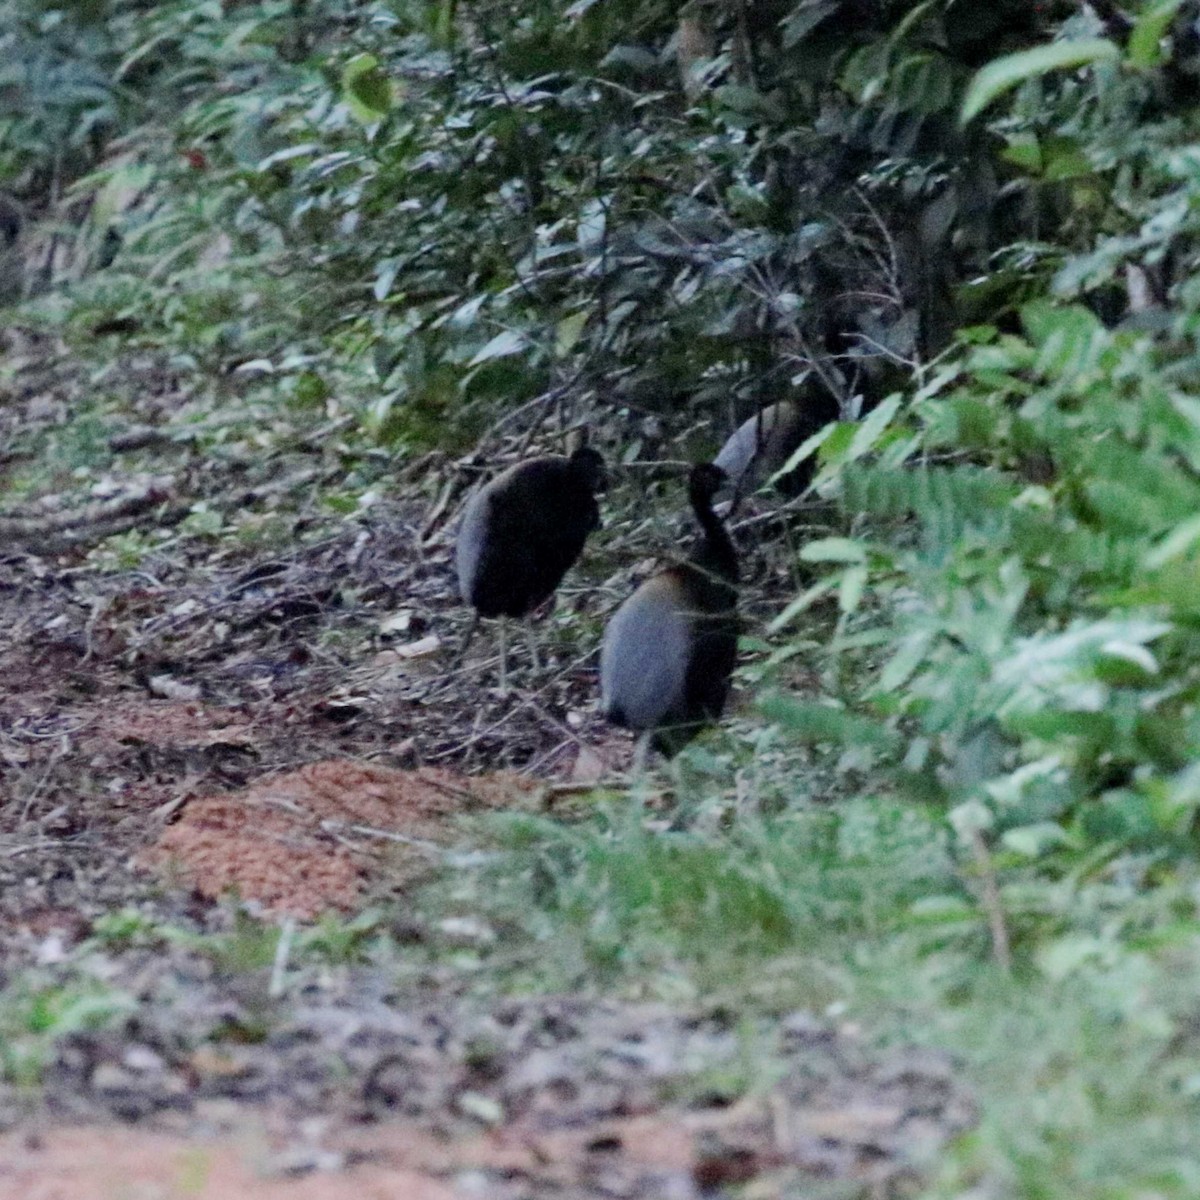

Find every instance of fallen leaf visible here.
[570,746,605,784]
[796,1103,905,1144]
[396,634,441,658]
[147,675,203,702]
[378,609,414,635]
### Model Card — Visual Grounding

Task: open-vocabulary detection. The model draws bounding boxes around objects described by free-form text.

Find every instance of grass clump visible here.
[414,731,1200,1198]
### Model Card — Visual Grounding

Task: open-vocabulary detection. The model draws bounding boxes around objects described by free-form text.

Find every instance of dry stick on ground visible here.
[520,694,609,778]
[1,838,87,859]
[615,459,697,472]
[254,795,447,857]
[407,769,526,810]
[125,530,349,653]
[729,493,832,536]
[0,485,183,553]
[429,638,648,787]
[0,484,171,536]
[269,916,295,998]
[419,476,459,542]
[15,744,72,825]
[520,733,574,778]
[318,818,444,857]
[424,641,600,764]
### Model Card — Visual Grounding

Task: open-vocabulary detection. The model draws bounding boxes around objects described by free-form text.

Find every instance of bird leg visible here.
[454,612,480,668]
[524,615,541,673]
[498,617,508,696]
[631,731,652,779]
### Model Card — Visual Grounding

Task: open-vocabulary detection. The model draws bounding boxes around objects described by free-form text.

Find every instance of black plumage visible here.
[600,463,739,759]
[456,442,605,686]
[0,194,22,249]
[0,193,23,307]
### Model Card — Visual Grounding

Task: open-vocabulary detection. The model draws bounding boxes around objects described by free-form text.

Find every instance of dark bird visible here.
[0,192,24,307]
[0,194,21,249]
[714,396,837,502]
[456,436,605,691]
[600,462,739,764]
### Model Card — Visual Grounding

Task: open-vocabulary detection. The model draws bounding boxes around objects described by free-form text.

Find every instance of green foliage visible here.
[960,38,1120,124]
[13,0,1085,464]
[442,795,957,994]
[0,976,134,1085]
[419,768,1200,1197]
[161,907,386,974]
[826,301,1200,853]
[740,1,1200,931]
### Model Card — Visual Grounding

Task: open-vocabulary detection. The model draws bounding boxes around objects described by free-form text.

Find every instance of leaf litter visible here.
[0,341,973,1197]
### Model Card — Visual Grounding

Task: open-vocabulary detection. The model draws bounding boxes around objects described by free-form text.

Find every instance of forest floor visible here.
[0,335,972,1198]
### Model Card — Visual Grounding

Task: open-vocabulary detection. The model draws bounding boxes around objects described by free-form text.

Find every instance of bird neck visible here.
[690,487,738,583]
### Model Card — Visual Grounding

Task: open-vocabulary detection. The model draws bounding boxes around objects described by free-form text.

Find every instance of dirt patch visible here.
[15,997,972,1199]
[144,762,540,917]
[0,500,601,950]
[0,1120,458,1200]
[0,1100,939,1200]
[0,1123,458,1200]
[78,700,258,753]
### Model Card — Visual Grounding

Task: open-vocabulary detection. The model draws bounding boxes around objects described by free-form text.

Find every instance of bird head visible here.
[569,444,607,493]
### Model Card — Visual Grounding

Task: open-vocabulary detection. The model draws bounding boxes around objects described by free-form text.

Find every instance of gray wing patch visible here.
[600,584,689,730]
[455,485,491,603]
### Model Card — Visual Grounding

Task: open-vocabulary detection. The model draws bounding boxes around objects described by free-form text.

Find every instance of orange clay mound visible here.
[144,760,537,918]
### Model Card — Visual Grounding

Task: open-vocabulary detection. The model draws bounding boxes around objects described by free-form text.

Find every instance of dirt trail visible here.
[2,1121,459,1200]
[2,995,973,1199]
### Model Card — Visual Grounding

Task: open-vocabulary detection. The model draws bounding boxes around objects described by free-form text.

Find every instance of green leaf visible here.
[960,39,1120,125]
[374,257,400,302]
[1037,934,1110,980]
[1019,300,1090,346]
[431,0,457,47]
[469,330,527,366]
[907,895,977,925]
[875,630,934,695]
[770,420,838,489]
[555,311,589,357]
[342,53,393,122]
[801,538,868,564]
[1040,136,1092,182]
[841,41,892,105]
[768,577,839,631]
[714,85,785,121]
[1001,822,1071,857]
[1129,0,1185,68]
[839,564,868,614]
[1001,135,1042,173]
[256,144,320,171]
[1145,512,1200,569]
[817,421,857,464]
[782,1,838,47]
[849,393,903,459]
[889,0,935,46]
[759,696,896,749]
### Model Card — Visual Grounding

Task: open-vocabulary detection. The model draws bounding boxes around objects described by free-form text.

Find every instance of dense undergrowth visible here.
[6,0,1200,1195]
